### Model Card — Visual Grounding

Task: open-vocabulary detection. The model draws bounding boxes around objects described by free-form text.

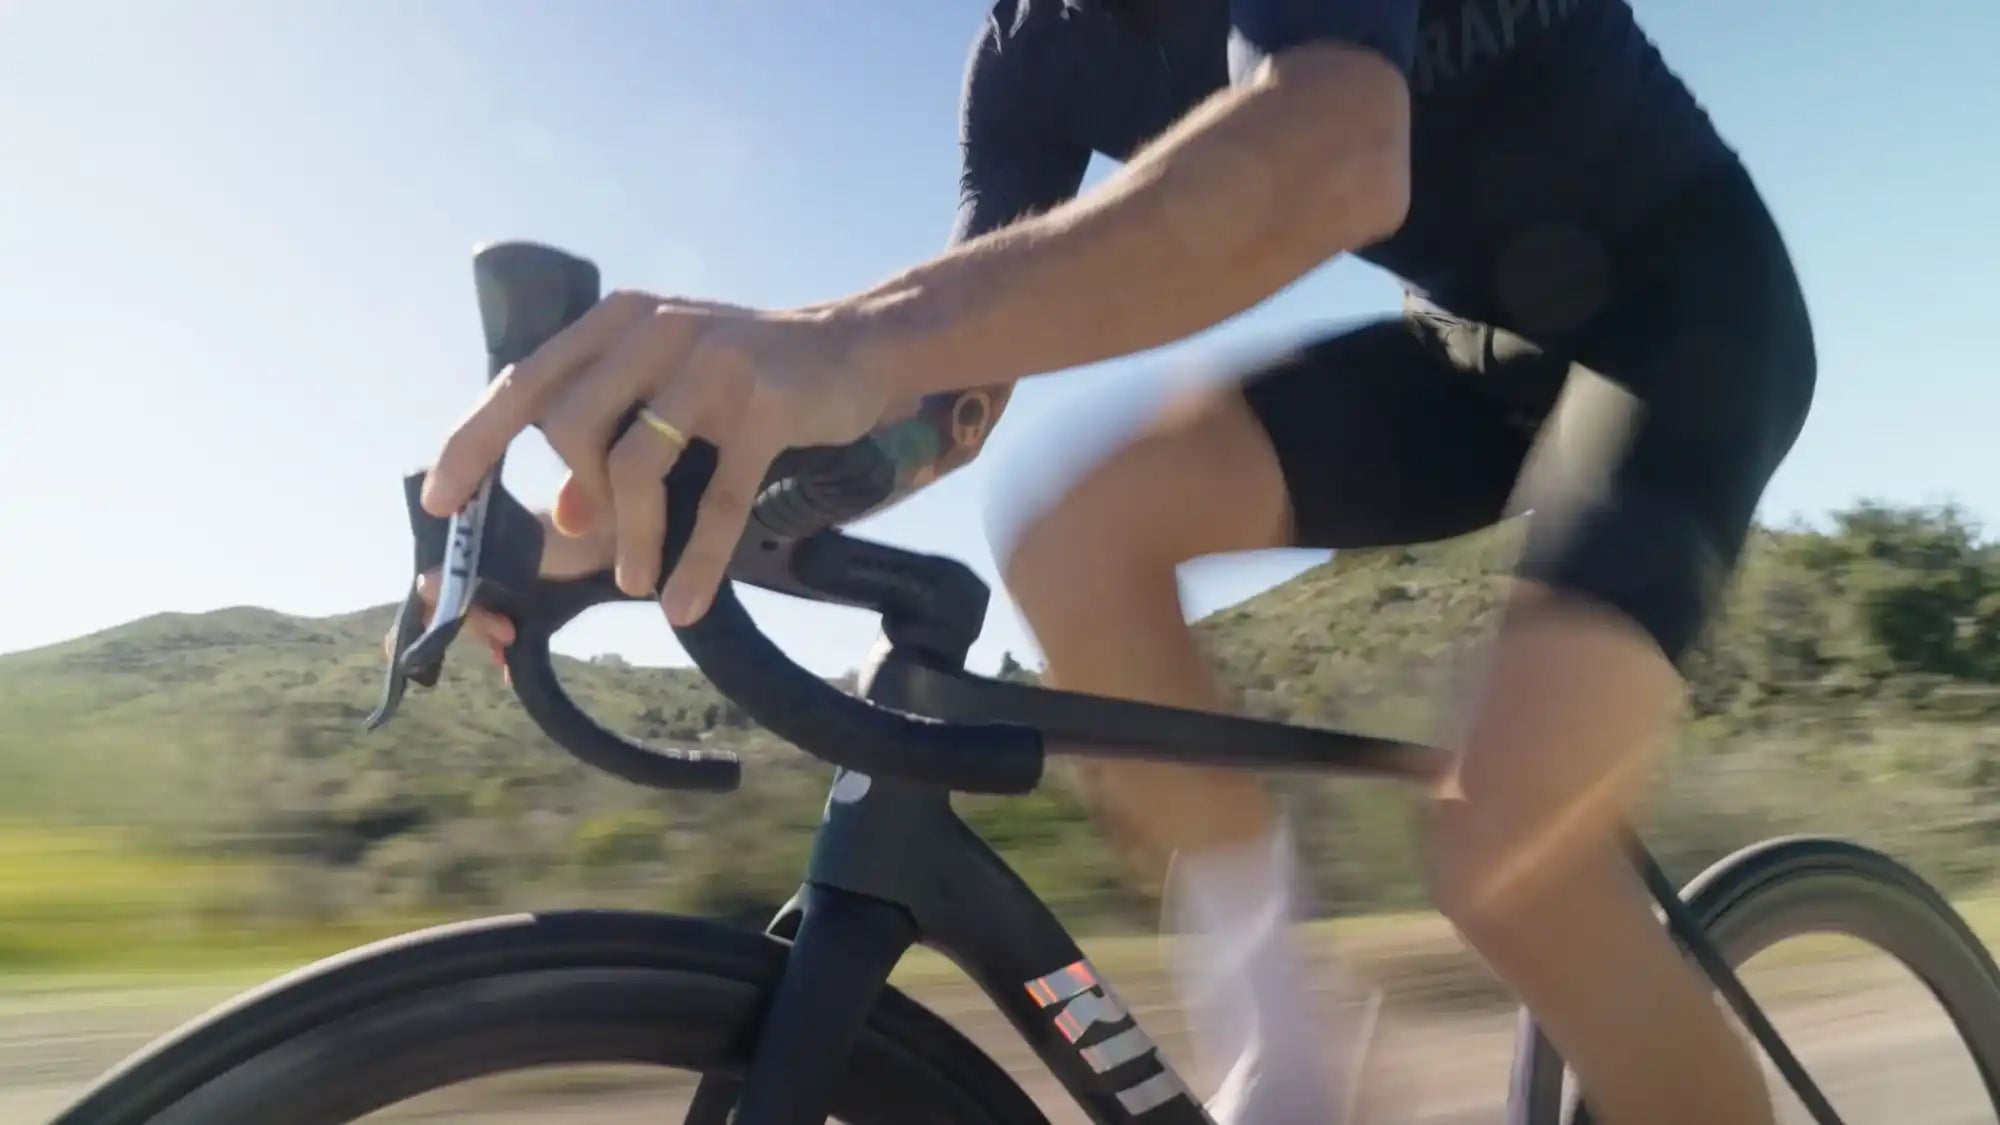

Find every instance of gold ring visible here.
[636,406,688,451]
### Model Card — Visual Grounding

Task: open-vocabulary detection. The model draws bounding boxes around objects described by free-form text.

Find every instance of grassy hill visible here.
[7,499,2000,971]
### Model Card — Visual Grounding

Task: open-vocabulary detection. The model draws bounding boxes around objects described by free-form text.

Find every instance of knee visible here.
[1001,468,1153,612]
[1001,408,1219,610]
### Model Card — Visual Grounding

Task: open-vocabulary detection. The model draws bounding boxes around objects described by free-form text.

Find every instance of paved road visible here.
[2,965,1990,1124]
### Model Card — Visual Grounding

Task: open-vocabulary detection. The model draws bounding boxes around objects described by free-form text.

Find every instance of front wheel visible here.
[1508,836,2000,1125]
[53,910,1048,1125]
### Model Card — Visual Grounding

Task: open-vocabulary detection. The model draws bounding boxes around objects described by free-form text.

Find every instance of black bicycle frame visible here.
[687,642,1848,1125]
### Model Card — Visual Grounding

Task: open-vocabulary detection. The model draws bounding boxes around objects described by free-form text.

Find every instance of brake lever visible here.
[364,586,428,731]
[366,468,544,731]
[404,474,496,673]
[369,239,602,729]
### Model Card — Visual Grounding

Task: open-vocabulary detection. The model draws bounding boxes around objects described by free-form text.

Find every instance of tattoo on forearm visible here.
[870,384,1015,500]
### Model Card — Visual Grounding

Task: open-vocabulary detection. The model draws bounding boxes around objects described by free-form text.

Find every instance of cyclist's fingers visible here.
[382,624,509,667]
[605,391,703,598]
[551,471,597,539]
[381,582,515,678]
[411,568,447,619]
[543,480,622,578]
[423,293,648,517]
[393,570,518,648]
[382,571,442,660]
[663,431,777,627]
[541,308,706,531]
[465,607,517,648]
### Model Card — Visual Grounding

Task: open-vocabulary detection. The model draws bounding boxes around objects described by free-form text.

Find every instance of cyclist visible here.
[404,1,1364,1115]
[416,2,1816,1123]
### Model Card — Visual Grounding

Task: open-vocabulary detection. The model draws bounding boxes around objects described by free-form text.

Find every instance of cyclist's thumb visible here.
[550,472,598,539]
[537,507,617,580]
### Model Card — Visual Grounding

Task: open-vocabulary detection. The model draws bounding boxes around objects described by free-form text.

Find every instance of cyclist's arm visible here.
[860,8,1092,505]
[843,2,1418,398]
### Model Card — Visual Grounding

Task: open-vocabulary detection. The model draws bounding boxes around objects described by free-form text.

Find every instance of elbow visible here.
[1264,43,1412,247]
[1286,126,1408,254]
[1315,75,1412,247]
[1349,139,1410,245]
[1336,136,1416,245]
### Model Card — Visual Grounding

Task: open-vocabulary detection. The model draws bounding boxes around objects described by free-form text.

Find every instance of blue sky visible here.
[2,1,1995,676]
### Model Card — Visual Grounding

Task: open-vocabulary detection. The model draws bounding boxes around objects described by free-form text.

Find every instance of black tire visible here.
[52,910,1049,1125]
[1506,836,2000,1125]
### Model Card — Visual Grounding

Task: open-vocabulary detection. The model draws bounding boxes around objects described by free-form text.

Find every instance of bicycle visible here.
[49,242,2000,1125]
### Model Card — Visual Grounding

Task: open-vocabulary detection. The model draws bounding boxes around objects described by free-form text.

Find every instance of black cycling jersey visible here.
[957,0,1736,338]
[952,0,1816,662]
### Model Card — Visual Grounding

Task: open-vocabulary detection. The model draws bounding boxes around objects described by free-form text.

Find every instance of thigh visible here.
[1240,317,1542,551]
[1001,373,1298,574]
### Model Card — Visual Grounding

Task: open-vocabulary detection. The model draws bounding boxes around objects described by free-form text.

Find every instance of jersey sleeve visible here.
[950,3,1092,244]
[1228,0,1421,78]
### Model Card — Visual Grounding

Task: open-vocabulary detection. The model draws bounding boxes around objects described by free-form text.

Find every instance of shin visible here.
[1426,585,1772,1125]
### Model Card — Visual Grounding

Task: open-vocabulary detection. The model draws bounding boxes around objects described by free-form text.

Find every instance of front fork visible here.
[682,883,914,1125]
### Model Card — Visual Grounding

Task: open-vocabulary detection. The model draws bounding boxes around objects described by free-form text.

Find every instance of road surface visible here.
[1,957,1989,1123]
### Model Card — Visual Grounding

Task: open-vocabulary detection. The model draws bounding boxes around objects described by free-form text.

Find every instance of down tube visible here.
[924,815,1212,1125]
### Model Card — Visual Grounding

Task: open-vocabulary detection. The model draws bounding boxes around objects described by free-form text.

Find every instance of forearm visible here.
[844,82,1080,511]
[847,44,1411,400]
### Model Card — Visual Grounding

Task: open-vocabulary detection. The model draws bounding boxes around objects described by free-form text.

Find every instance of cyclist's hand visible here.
[381,509,616,669]
[420,294,890,627]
